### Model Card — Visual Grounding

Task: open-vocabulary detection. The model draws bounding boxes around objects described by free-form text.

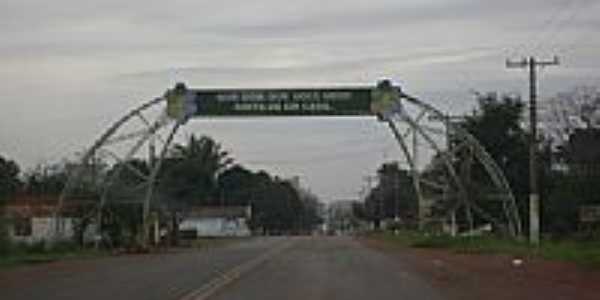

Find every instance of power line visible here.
[551,0,598,76]
[529,0,579,54]
[532,0,591,56]
[506,0,577,57]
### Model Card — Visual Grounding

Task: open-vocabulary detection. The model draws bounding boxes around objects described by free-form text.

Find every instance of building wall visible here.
[179,217,251,238]
[8,217,76,244]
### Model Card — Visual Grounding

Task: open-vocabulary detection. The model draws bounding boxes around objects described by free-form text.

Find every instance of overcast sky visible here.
[1,0,599,201]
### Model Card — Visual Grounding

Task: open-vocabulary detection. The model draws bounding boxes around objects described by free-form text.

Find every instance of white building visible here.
[328,200,359,235]
[178,206,252,238]
[3,203,85,244]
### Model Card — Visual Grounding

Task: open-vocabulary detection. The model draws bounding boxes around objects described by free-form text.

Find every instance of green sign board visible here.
[189,87,374,116]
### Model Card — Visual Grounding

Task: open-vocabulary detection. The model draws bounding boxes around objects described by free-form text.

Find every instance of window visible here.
[14,217,32,236]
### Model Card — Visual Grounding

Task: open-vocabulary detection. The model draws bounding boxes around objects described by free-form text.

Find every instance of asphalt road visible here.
[0,236,444,300]
[0,237,289,300]
[210,236,443,300]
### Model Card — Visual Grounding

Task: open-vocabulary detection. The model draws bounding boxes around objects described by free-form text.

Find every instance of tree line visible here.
[359,86,600,238]
[0,134,323,248]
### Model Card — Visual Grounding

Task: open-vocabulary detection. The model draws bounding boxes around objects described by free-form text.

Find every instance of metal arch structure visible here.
[384,91,522,237]
[56,81,522,245]
[55,96,182,244]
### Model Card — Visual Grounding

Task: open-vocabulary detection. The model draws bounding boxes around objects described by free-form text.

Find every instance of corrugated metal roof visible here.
[2,195,92,218]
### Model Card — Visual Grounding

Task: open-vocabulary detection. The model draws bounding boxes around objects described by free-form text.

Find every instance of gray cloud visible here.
[1,0,598,200]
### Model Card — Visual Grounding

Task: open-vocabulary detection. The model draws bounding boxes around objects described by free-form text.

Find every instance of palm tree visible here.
[161,135,233,205]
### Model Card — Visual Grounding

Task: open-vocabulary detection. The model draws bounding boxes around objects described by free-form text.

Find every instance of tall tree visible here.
[545,86,600,145]
[218,167,321,234]
[463,93,529,193]
[368,162,418,222]
[544,128,600,235]
[459,93,530,228]
[217,165,257,207]
[0,155,20,253]
[0,155,21,202]
[23,163,68,196]
[542,87,600,235]
[159,135,233,206]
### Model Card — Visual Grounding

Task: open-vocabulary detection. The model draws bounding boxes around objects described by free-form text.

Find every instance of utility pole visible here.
[506,56,559,244]
[394,173,399,222]
[413,128,423,229]
[378,181,384,228]
[148,136,157,246]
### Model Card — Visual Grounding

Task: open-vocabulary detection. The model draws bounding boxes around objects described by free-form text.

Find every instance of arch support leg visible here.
[141,121,182,248]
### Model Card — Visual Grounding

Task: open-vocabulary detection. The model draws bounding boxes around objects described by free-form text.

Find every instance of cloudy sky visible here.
[1,0,598,201]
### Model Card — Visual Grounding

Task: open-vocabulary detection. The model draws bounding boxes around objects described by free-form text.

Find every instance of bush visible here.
[0,218,11,255]
[51,240,79,253]
[375,230,600,268]
[24,240,47,254]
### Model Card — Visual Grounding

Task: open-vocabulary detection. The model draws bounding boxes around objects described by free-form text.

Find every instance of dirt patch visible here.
[361,237,600,300]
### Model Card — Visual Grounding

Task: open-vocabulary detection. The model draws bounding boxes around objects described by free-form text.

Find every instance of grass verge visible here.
[0,241,106,269]
[0,250,105,268]
[370,231,600,268]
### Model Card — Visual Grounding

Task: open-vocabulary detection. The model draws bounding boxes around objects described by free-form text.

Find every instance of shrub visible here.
[51,240,79,253]
[0,218,12,255]
[25,240,47,254]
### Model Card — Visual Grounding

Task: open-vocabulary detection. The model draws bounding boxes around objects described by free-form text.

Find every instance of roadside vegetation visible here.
[0,134,322,266]
[360,89,600,238]
[370,231,600,268]
[0,240,104,269]
[357,87,600,270]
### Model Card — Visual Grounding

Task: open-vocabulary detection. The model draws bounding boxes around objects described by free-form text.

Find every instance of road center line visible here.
[179,239,294,300]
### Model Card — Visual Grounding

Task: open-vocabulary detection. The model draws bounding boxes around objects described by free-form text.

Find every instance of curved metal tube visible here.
[55,97,166,237]
[141,120,182,247]
[387,120,425,228]
[393,92,522,237]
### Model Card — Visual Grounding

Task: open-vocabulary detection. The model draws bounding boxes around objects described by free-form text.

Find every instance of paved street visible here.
[0,237,289,300]
[211,236,443,300]
[0,236,444,300]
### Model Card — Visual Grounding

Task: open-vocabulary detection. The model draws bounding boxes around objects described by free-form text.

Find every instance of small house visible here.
[178,206,252,238]
[2,196,94,244]
[3,204,75,244]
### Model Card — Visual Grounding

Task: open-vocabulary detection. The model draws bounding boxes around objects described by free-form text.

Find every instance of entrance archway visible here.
[57,80,522,245]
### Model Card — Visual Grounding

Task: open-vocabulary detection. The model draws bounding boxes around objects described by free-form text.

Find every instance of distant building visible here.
[178,206,252,238]
[327,200,360,234]
[565,128,600,177]
[2,195,94,244]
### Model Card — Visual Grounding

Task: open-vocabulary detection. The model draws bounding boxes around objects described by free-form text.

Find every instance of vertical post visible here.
[413,124,425,229]
[528,57,540,245]
[149,134,156,170]
[387,120,424,230]
[94,158,102,249]
[364,175,376,230]
[153,213,160,246]
[392,173,398,234]
[394,173,399,222]
[149,132,157,246]
[142,121,181,249]
[379,182,384,229]
[450,210,457,237]
[445,114,454,236]
[506,56,559,245]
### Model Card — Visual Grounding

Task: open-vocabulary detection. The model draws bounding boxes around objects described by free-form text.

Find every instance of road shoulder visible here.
[360,236,600,300]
